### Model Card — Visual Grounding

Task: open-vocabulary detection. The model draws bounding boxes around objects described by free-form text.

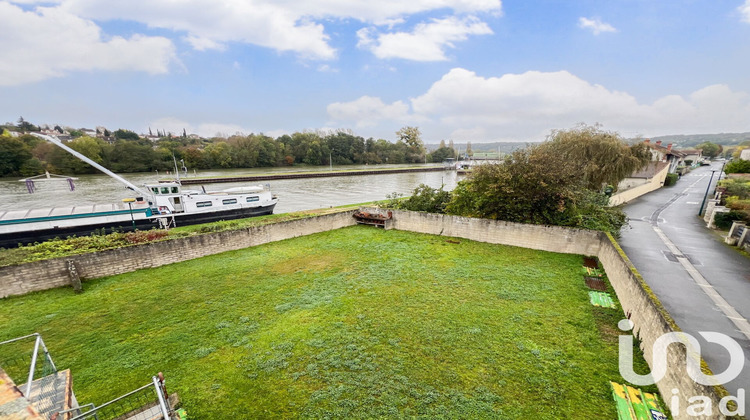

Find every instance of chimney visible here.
[644,139,651,144]
[655,140,662,146]
[667,143,673,151]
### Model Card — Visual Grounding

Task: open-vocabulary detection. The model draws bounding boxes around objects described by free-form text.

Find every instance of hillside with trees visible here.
[0,120,440,177]
[648,132,750,148]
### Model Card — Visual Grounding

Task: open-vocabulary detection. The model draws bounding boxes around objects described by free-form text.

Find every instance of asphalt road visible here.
[619,163,750,412]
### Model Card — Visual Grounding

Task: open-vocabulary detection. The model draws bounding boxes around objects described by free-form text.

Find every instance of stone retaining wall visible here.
[1,207,728,418]
[609,163,670,206]
[0,210,357,298]
[363,208,728,420]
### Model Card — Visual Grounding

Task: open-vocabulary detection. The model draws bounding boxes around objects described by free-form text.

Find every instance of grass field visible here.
[0,226,649,418]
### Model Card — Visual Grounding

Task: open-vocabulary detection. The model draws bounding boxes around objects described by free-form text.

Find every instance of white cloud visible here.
[184,35,225,52]
[327,68,750,141]
[317,64,339,73]
[327,96,412,128]
[358,16,492,61]
[578,17,617,35]
[740,0,750,23]
[0,2,177,86]
[1,0,502,84]
[52,0,501,60]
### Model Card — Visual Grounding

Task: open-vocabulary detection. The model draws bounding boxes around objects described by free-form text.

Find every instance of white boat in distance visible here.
[0,134,278,248]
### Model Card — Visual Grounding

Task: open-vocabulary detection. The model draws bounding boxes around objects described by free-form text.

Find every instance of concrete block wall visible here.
[597,235,724,420]
[609,163,670,206]
[0,207,727,418]
[0,210,357,299]
[374,208,725,419]
[362,207,603,256]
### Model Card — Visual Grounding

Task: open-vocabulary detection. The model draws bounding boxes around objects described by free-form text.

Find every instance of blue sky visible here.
[1,0,749,142]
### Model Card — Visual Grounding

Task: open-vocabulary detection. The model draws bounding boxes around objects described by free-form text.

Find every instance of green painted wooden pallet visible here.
[610,382,667,420]
[589,291,616,308]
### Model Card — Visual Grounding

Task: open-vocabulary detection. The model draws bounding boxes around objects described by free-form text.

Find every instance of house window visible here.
[196,201,212,208]
[247,196,259,202]
[151,187,159,194]
[222,198,238,205]
[171,187,179,194]
[161,187,170,194]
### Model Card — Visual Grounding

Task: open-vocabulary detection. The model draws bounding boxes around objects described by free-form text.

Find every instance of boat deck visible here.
[0,202,150,223]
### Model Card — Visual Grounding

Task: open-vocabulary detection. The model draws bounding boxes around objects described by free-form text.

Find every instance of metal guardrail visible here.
[2,334,175,420]
[68,373,172,420]
[0,333,57,402]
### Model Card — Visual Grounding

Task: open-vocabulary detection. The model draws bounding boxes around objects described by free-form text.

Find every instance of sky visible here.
[1,0,750,143]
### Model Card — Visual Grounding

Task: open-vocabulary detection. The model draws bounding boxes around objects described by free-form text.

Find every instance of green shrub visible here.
[725,196,750,211]
[664,173,678,186]
[725,159,750,174]
[721,179,750,199]
[714,210,750,230]
[389,184,452,213]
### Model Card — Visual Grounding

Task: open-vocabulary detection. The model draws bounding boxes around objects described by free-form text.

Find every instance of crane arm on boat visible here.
[29,133,150,197]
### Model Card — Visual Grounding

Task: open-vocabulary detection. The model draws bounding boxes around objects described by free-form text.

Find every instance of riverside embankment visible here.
[173,166,446,184]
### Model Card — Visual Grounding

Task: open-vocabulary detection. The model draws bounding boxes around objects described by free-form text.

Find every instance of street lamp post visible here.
[698,170,717,216]
[123,198,136,230]
[713,160,728,195]
[329,149,333,171]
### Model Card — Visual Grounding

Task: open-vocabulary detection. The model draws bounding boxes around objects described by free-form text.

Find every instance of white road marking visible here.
[649,176,750,341]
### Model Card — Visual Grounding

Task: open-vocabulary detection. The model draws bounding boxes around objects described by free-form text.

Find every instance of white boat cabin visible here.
[145,182,276,215]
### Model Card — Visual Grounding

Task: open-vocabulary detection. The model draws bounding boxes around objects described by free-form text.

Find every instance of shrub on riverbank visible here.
[388,126,646,237]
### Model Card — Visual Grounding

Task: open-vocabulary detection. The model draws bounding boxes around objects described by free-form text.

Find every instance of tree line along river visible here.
[0,164,460,214]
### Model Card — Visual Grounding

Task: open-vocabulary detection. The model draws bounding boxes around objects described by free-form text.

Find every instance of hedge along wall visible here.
[0,210,358,299]
[359,207,728,420]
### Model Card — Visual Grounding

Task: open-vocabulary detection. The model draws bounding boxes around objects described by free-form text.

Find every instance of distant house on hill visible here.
[81,129,97,137]
[679,149,703,165]
[643,139,686,173]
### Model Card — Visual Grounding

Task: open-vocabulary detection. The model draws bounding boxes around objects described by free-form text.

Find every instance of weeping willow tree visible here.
[539,124,651,191]
[440,124,651,235]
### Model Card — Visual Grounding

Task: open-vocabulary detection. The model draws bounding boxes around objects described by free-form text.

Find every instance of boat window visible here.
[247,196,259,202]
[222,198,238,205]
[161,187,170,194]
[196,201,213,208]
[151,187,159,194]
[171,187,179,194]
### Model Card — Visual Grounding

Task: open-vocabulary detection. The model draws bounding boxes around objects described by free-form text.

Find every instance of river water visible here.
[0,164,461,214]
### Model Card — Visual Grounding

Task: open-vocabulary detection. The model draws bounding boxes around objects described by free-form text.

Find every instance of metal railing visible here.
[0,333,57,399]
[67,373,172,420]
[2,334,176,420]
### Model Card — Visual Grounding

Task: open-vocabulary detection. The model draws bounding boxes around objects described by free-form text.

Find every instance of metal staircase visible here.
[0,333,182,420]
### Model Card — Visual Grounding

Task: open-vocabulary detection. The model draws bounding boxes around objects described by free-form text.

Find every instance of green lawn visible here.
[0,226,647,418]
